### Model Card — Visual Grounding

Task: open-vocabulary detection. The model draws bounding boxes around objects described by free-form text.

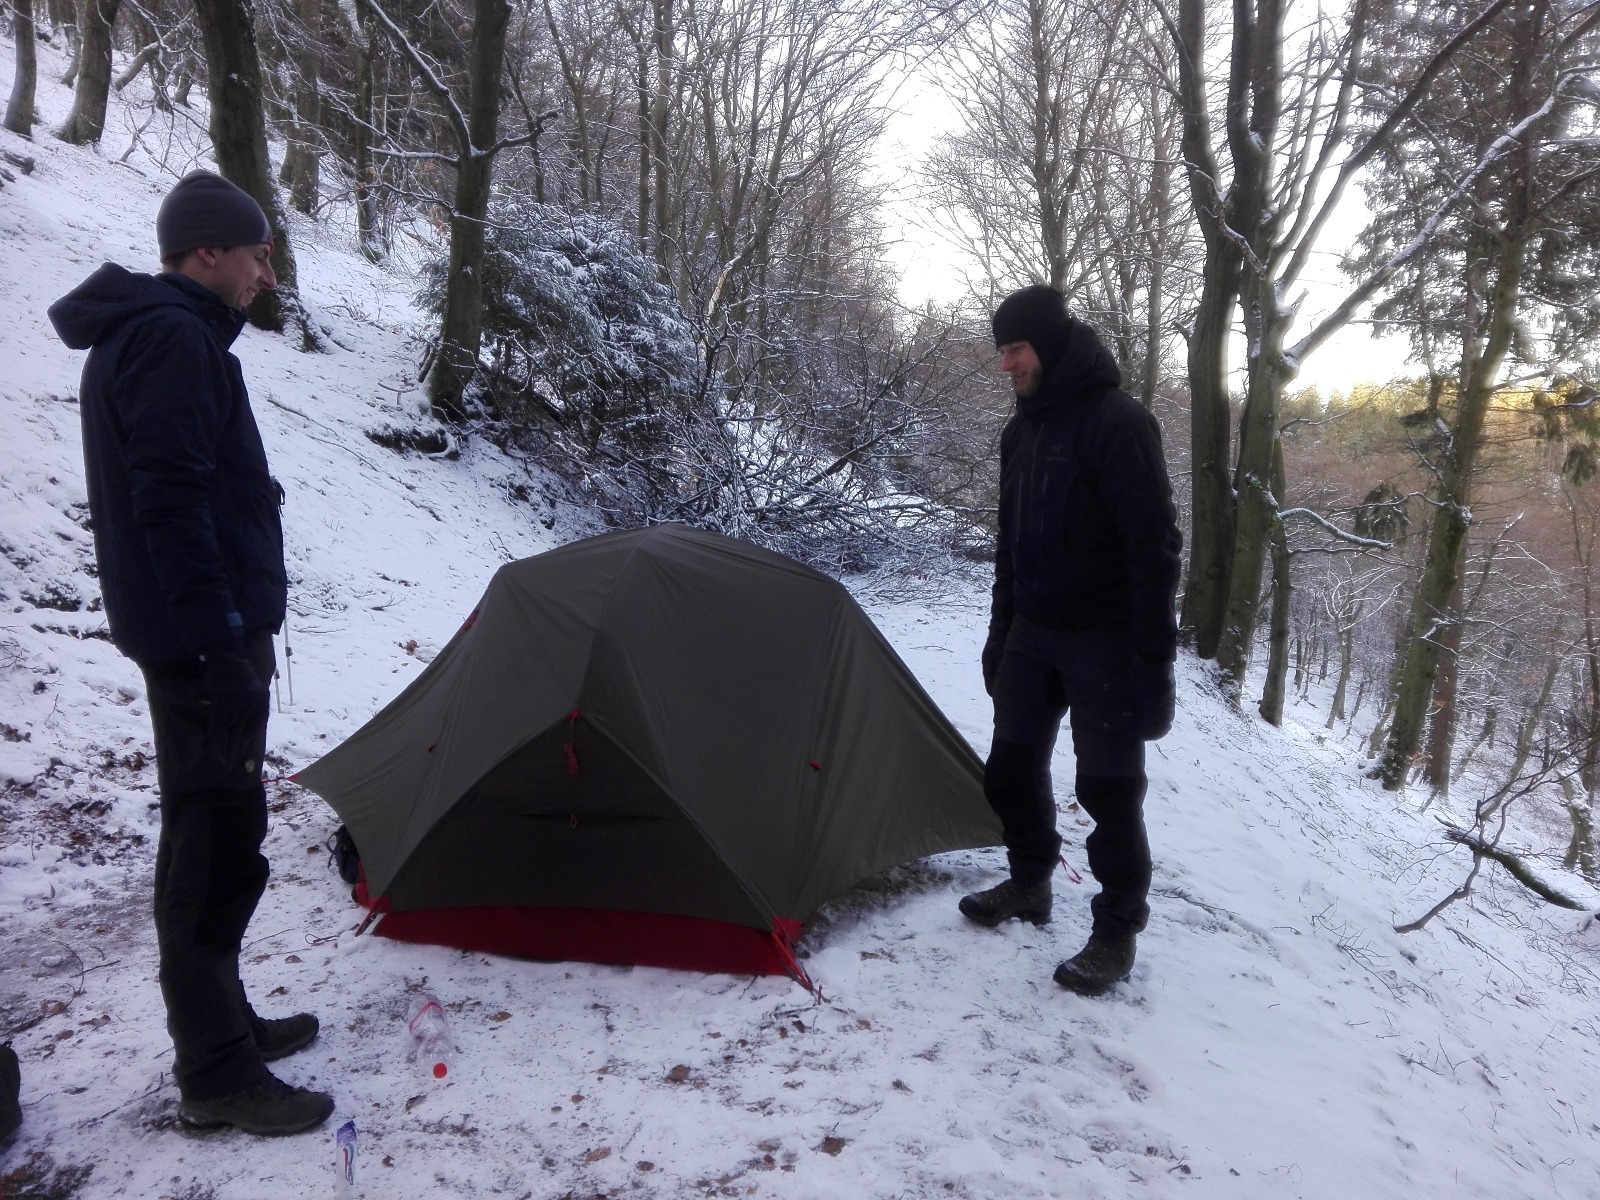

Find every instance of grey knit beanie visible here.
[157,170,272,260]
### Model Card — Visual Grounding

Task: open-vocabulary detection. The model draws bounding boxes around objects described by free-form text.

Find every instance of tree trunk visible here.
[1378,233,1526,789]
[344,0,381,259]
[648,0,672,265]
[278,0,321,216]
[1422,566,1466,793]
[1140,74,1171,412]
[1479,642,1562,818]
[427,0,511,422]
[1172,0,1239,657]
[57,0,119,145]
[56,0,79,87]
[1259,439,1291,726]
[4,0,37,137]
[1454,705,1496,778]
[1217,264,1291,696]
[1563,786,1596,881]
[194,0,316,348]
[1327,610,1359,729]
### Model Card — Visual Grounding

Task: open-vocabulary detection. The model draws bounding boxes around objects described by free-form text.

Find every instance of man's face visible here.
[182,243,277,311]
[998,341,1043,398]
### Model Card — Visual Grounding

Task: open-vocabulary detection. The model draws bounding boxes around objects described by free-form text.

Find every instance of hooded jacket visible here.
[991,319,1181,665]
[48,265,286,665]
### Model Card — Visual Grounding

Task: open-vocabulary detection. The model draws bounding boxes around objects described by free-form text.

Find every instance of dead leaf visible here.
[404,1094,425,1113]
[635,1161,655,1173]
[285,954,302,964]
[584,1147,611,1163]
[665,1064,692,1084]
[819,1136,847,1156]
[491,1010,511,1021]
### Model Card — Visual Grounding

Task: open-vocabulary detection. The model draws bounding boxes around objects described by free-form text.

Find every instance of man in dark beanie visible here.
[960,283,1182,996]
[47,171,334,1135]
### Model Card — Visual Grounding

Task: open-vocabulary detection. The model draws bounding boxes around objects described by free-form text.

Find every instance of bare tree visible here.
[276,0,322,214]
[1154,0,1520,696]
[924,0,1196,406]
[366,0,525,421]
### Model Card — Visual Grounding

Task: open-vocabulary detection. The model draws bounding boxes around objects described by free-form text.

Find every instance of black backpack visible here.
[327,825,361,886]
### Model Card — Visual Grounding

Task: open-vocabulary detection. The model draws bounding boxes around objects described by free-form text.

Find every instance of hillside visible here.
[2,37,1599,1200]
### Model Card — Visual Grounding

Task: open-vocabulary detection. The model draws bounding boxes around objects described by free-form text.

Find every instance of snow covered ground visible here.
[3,35,1599,1200]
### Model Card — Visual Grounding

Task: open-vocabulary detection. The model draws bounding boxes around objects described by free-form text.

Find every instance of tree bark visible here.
[1422,566,1466,793]
[1378,230,1527,788]
[1326,602,1361,730]
[345,0,381,258]
[194,0,316,347]
[278,0,322,216]
[57,0,119,145]
[4,0,37,137]
[1171,0,1240,657]
[1259,439,1291,725]
[427,0,512,422]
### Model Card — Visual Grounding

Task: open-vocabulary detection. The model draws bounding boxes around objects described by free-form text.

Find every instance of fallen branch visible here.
[1443,828,1586,910]
[1395,852,1483,934]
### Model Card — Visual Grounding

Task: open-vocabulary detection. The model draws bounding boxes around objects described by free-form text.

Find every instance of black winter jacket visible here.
[992,320,1182,665]
[49,266,286,665]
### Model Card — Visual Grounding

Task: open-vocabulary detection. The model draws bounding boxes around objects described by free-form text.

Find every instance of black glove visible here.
[200,646,269,777]
[981,626,1009,697]
[1131,655,1175,741]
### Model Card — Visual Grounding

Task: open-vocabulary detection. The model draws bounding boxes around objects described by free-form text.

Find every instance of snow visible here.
[3,31,1600,1200]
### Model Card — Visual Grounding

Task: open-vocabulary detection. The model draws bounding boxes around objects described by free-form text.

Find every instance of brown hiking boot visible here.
[180,1074,334,1137]
[253,1012,319,1063]
[958,878,1052,927]
[1053,932,1137,996]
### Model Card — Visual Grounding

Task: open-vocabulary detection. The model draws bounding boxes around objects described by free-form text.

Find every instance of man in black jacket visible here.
[48,171,333,1136]
[959,285,1182,996]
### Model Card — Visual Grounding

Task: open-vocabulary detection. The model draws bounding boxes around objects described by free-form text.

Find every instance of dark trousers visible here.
[142,637,275,1100]
[986,617,1152,938]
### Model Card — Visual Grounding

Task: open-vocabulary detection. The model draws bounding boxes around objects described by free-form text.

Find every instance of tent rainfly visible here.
[295,524,1001,983]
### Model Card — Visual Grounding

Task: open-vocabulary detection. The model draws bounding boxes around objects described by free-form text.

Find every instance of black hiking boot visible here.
[253,1012,319,1063]
[1053,932,1137,996]
[179,1074,335,1137]
[1,1041,20,1147]
[959,878,1052,927]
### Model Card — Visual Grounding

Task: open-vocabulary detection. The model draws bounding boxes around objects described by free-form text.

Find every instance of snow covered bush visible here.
[422,199,983,574]
[421,199,713,520]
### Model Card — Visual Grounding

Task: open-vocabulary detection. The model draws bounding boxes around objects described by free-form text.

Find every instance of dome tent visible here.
[296,524,1000,982]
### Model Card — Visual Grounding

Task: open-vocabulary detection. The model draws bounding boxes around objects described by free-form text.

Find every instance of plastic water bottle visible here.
[334,1119,356,1198]
[407,996,453,1080]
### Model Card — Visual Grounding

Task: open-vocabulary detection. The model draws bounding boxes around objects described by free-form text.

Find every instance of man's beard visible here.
[1013,369,1041,398]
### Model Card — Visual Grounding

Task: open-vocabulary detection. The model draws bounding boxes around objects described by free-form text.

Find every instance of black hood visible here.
[1018,318,1122,416]
[49,263,245,351]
